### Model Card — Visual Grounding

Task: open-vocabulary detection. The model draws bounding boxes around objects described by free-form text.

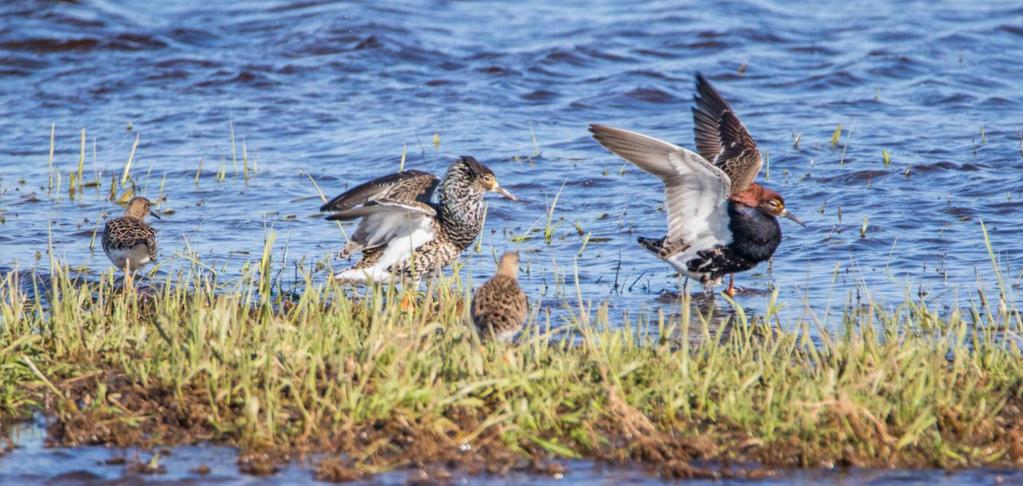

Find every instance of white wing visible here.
[590,124,733,248]
[348,201,435,252]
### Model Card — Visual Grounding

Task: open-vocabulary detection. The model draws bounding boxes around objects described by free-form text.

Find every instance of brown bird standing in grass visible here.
[471,251,527,342]
[102,196,160,288]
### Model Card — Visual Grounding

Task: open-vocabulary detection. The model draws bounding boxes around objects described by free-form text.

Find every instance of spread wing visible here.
[325,199,435,221]
[590,124,732,247]
[321,170,440,256]
[343,200,437,254]
[320,170,439,214]
[692,73,762,194]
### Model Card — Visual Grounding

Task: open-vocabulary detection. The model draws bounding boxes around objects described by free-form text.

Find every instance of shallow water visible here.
[2,0,1023,481]
[4,419,1023,485]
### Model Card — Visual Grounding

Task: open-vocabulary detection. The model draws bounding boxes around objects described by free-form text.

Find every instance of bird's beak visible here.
[493,186,518,201]
[149,209,162,219]
[782,210,804,227]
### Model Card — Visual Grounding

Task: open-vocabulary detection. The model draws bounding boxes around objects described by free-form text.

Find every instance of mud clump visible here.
[237,450,286,475]
[315,457,364,482]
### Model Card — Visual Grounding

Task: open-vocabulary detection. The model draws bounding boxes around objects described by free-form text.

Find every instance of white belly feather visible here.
[105,245,152,271]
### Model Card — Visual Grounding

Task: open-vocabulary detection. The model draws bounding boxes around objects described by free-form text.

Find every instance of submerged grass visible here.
[0,255,1022,479]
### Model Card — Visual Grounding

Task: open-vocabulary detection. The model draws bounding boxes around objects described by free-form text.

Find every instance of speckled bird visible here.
[471,251,527,342]
[590,74,804,296]
[321,156,517,283]
[102,196,160,275]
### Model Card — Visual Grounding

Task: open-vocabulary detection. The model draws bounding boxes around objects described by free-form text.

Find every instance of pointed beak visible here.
[493,186,518,201]
[782,210,804,227]
[149,209,162,219]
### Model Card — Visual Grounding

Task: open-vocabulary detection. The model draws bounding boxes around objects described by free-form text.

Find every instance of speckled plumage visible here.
[472,252,527,342]
[102,197,159,272]
[322,156,517,283]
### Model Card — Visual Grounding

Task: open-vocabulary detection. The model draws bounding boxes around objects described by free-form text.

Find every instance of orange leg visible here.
[725,274,736,298]
[399,292,416,313]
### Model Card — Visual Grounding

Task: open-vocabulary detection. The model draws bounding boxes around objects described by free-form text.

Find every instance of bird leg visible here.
[399,292,416,313]
[725,274,736,298]
[123,265,135,293]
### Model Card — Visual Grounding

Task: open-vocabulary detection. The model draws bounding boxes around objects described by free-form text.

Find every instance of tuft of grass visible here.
[530,122,541,158]
[194,156,204,186]
[242,137,250,184]
[860,214,870,238]
[543,181,566,244]
[230,121,238,174]
[838,123,854,165]
[1,256,1022,478]
[830,124,842,147]
[73,128,86,200]
[47,123,56,194]
[882,149,891,167]
[120,133,140,188]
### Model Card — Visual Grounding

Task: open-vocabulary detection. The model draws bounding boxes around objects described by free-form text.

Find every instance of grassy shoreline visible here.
[1,256,1022,480]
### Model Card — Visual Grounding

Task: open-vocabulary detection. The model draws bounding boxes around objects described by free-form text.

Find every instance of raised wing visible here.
[692,73,762,194]
[344,201,436,254]
[589,124,732,247]
[325,199,435,221]
[320,170,439,214]
[322,170,441,259]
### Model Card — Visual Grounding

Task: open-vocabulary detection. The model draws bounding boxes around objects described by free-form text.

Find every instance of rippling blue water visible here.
[2,0,1023,481]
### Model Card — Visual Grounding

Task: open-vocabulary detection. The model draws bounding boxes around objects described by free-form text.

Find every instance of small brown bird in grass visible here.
[471,251,528,342]
[102,196,159,287]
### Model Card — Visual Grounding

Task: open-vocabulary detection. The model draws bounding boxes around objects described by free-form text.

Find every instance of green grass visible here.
[1,249,1022,477]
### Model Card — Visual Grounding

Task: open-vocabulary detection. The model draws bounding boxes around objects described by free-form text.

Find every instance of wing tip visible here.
[588,123,609,136]
[588,123,624,140]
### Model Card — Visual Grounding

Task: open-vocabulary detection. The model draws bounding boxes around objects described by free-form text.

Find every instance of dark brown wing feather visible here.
[320,170,439,213]
[325,198,437,221]
[691,73,762,194]
[692,73,733,163]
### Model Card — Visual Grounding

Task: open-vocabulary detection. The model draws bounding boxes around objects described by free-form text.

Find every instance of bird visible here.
[471,251,528,342]
[320,156,518,284]
[589,73,804,297]
[102,196,160,287]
